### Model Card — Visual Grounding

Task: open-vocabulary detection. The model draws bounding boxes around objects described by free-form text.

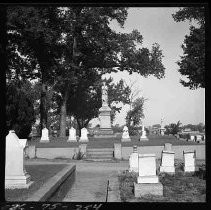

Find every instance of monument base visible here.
[137,175,159,184]
[139,137,149,141]
[94,128,116,138]
[134,182,163,197]
[184,166,195,172]
[79,138,89,142]
[5,173,33,189]
[159,166,175,174]
[121,137,131,142]
[67,138,77,142]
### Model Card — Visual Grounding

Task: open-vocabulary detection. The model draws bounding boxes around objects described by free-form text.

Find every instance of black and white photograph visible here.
[2,4,206,205]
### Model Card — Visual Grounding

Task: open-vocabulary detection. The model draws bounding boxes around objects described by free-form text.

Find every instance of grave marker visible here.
[40,128,49,142]
[121,126,131,142]
[134,153,163,197]
[68,127,77,142]
[5,130,33,188]
[129,145,139,173]
[183,150,196,172]
[79,128,89,142]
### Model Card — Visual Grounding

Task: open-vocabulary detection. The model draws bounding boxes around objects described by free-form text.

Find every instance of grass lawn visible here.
[28,134,202,148]
[118,161,206,202]
[5,164,67,201]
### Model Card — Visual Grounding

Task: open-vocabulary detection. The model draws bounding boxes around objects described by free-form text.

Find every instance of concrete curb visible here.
[107,174,121,202]
[26,165,76,201]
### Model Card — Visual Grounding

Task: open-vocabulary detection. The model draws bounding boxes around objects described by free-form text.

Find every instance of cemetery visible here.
[4,6,206,204]
[5,81,206,202]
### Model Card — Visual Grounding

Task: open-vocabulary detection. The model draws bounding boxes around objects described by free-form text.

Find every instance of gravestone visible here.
[79,128,89,142]
[40,128,49,142]
[79,144,87,158]
[159,150,175,174]
[183,150,196,172]
[190,135,195,141]
[196,135,202,143]
[114,143,122,159]
[140,122,148,141]
[121,126,131,142]
[5,130,33,188]
[134,154,163,197]
[129,145,139,173]
[68,127,77,142]
[94,82,115,138]
[164,143,172,151]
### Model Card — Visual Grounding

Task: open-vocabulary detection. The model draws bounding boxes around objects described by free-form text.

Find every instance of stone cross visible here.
[5,130,33,188]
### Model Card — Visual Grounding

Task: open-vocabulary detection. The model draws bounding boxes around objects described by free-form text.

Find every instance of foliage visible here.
[6,80,36,138]
[112,124,124,133]
[164,121,182,135]
[182,123,205,133]
[72,149,84,160]
[172,7,205,89]
[126,97,146,134]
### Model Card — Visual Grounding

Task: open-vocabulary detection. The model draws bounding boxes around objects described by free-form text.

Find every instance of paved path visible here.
[25,159,128,202]
[63,161,128,202]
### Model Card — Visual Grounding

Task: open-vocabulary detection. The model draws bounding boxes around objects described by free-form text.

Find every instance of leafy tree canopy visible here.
[172,7,205,89]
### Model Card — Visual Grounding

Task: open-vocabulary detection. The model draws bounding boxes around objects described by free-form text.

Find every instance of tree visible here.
[164,120,182,135]
[6,80,36,138]
[7,7,64,132]
[126,97,146,135]
[172,7,205,89]
[65,77,131,136]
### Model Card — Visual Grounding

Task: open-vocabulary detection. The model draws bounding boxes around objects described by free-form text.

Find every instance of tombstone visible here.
[79,144,87,157]
[134,154,163,197]
[183,150,196,173]
[40,128,49,142]
[67,127,77,142]
[79,128,89,142]
[129,145,139,173]
[164,143,172,151]
[140,123,148,141]
[190,135,195,141]
[159,150,175,174]
[196,135,202,143]
[114,143,122,159]
[5,130,33,188]
[121,126,131,142]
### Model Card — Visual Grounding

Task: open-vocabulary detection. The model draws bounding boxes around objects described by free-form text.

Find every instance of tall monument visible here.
[94,82,114,138]
[160,117,165,136]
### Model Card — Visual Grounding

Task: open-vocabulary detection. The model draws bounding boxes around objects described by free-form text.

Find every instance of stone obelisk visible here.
[94,82,115,138]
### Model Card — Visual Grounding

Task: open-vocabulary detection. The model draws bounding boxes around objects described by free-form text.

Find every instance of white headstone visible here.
[68,127,77,141]
[121,126,131,142]
[183,151,196,172]
[40,128,49,142]
[190,135,195,141]
[159,151,175,174]
[140,123,148,140]
[5,130,33,188]
[137,154,159,183]
[129,146,139,172]
[79,128,89,142]
[196,135,202,142]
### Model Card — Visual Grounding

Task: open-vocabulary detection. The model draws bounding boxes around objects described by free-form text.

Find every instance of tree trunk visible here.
[59,92,68,137]
[76,118,82,137]
[40,83,48,134]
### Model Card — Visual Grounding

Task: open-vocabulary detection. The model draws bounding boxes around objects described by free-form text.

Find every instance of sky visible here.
[90,7,205,127]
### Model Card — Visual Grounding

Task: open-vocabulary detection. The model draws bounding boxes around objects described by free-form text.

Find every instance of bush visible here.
[6,81,35,139]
